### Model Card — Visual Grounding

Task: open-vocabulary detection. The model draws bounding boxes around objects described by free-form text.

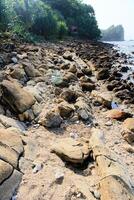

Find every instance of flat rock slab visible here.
[0,159,13,185]
[0,142,19,168]
[0,169,22,200]
[90,128,134,200]
[52,138,91,164]
[0,128,23,154]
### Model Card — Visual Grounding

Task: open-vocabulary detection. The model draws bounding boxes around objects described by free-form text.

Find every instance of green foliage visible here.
[57,21,68,39]
[44,0,100,39]
[31,2,59,39]
[101,25,124,41]
[0,0,8,31]
[0,0,101,41]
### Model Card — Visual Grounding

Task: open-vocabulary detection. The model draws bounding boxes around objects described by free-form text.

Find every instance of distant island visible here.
[101,25,124,41]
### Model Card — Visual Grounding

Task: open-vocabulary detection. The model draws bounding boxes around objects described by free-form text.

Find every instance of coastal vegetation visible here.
[0,0,101,41]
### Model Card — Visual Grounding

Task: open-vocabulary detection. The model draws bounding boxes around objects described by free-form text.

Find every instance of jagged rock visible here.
[63,51,74,61]
[91,90,112,108]
[63,72,77,82]
[80,82,95,92]
[52,138,91,164]
[58,101,75,118]
[1,79,36,113]
[76,70,84,78]
[60,62,70,70]
[0,114,26,132]
[0,160,13,184]
[0,129,23,154]
[51,71,68,87]
[105,109,131,120]
[82,66,92,76]
[0,169,22,200]
[107,80,120,91]
[75,97,92,121]
[10,66,27,82]
[22,62,41,77]
[39,105,63,128]
[18,109,35,121]
[121,118,134,144]
[60,89,77,103]
[96,68,109,80]
[79,76,94,83]
[68,64,77,73]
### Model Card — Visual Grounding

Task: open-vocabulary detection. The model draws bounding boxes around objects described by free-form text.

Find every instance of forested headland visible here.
[101,25,124,41]
[0,0,101,42]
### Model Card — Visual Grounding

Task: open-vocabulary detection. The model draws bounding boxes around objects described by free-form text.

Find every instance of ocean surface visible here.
[106,41,134,83]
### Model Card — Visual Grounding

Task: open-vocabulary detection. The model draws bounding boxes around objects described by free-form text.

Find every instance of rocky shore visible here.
[0,35,134,200]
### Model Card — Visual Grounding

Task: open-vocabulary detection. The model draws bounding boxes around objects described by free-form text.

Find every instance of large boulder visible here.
[121,118,134,144]
[1,79,35,113]
[52,138,91,164]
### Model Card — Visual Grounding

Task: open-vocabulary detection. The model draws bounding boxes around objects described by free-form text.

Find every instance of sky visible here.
[83,0,134,40]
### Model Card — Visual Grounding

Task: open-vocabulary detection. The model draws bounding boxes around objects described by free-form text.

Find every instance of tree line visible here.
[0,0,101,42]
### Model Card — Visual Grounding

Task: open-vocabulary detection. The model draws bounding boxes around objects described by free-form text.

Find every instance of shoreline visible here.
[0,38,133,199]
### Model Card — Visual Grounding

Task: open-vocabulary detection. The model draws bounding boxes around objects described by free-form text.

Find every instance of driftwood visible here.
[90,128,134,200]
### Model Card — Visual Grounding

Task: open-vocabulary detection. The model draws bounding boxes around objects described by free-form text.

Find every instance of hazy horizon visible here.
[83,0,134,40]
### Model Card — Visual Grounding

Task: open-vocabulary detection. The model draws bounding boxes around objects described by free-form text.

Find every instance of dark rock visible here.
[80,82,95,92]
[96,68,109,80]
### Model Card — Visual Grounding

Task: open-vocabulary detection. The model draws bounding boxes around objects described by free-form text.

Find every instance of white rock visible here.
[105,121,112,126]
[33,163,43,174]
[93,190,101,199]
[11,57,18,64]
[55,170,64,181]
[70,132,79,139]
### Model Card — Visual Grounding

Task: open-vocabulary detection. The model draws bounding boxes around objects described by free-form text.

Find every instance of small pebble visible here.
[33,163,43,173]
[93,190,101,199]
[105,121,112,126]
[11,57,18,64]
[55,170,64,182]
[70,132,79,139]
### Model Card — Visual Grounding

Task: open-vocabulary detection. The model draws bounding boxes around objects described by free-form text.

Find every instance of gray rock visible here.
[0,169,22,200]
[0,114,26,132]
